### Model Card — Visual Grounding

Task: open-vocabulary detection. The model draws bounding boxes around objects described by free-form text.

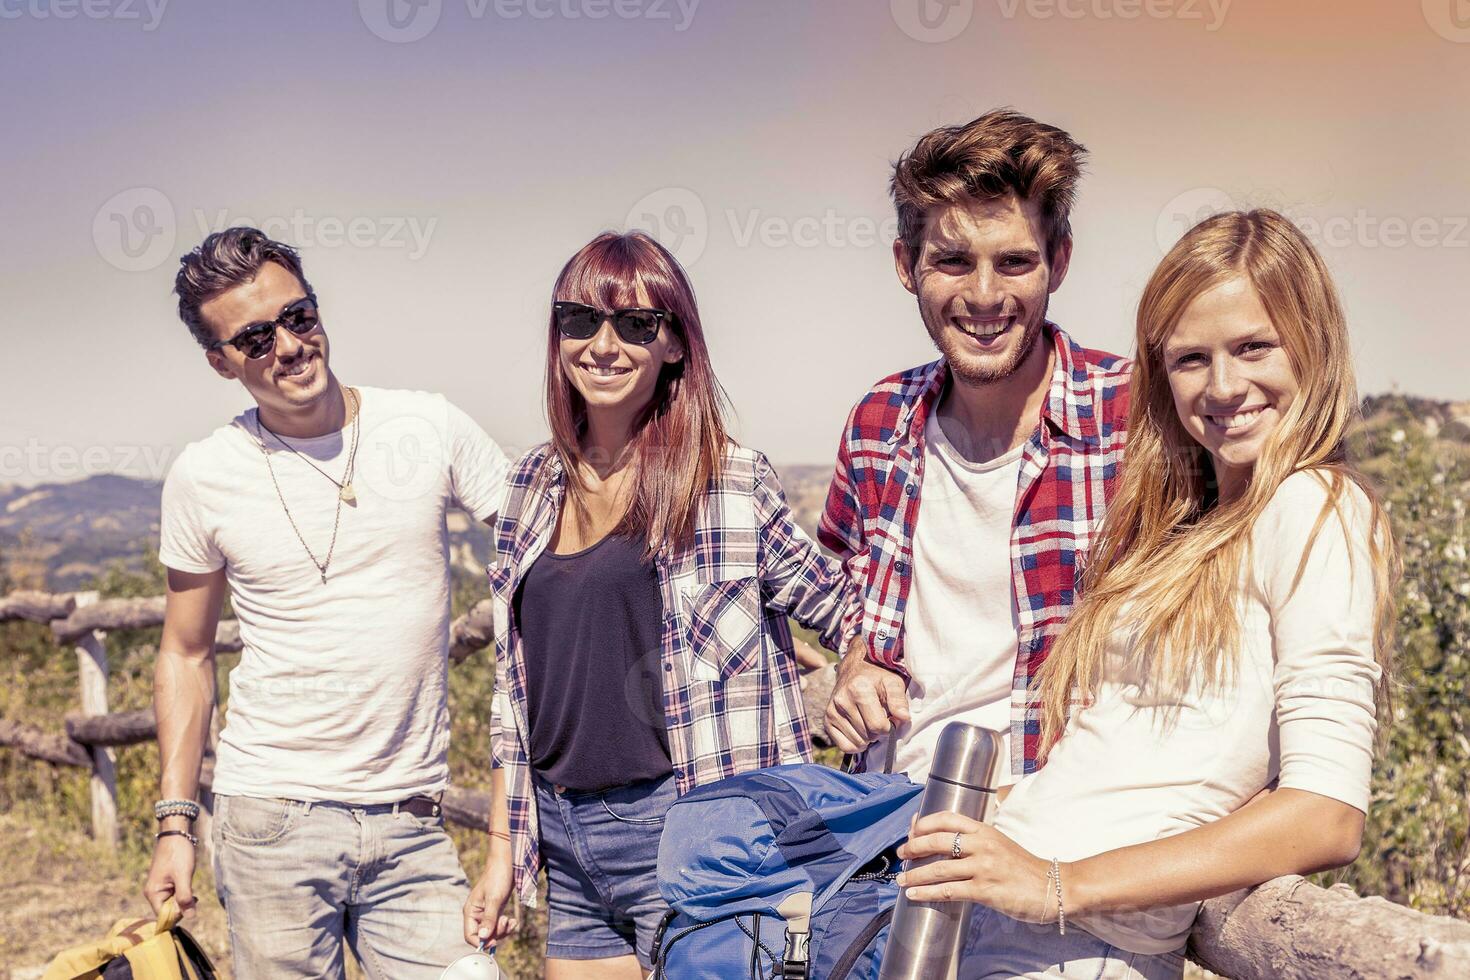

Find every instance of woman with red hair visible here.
[463,232,856,979]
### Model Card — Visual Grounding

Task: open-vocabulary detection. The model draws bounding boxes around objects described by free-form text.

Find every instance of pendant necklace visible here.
[255,386,362,583]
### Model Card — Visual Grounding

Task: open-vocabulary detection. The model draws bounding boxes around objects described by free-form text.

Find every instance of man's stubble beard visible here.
[927,295,1049,388]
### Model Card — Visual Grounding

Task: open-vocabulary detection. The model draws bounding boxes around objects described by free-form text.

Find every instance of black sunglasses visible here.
[209,297,321,359]
[553,301,674,346]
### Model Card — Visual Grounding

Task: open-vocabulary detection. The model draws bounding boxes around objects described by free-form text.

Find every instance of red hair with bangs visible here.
[545,231,732,556]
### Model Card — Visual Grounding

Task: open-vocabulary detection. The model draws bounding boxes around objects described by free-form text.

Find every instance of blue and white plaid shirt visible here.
[488,442,857,907]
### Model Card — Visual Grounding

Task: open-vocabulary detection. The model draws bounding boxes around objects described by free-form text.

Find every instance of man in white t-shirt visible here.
[819,110,1130,787]
[141,227,509,979]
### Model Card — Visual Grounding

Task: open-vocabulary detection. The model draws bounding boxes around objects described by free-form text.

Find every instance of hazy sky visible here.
[2,0,1467,486]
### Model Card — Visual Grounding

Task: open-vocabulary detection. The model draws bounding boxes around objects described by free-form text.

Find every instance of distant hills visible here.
[1,474,163,590]
[3,396,1465,593]
[0,466,838,592]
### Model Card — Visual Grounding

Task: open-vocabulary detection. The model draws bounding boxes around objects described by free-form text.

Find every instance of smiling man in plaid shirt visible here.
[820,109,1130,784]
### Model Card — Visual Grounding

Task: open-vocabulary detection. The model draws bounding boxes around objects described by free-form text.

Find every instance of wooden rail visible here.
[4,590,1469,977]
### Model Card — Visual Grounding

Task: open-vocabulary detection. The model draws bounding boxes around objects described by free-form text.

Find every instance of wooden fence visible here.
[2,589,1468,978]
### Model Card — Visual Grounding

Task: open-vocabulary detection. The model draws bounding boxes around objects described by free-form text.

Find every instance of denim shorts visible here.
[959,903,1188,979]
[533,773,677,968]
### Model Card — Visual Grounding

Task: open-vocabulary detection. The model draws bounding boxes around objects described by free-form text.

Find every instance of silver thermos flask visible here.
[878,722,1005,980]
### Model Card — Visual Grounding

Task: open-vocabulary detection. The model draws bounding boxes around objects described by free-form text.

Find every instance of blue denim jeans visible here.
[534,773,677,969]
[210,794,471,979]
[958,904,1188,979]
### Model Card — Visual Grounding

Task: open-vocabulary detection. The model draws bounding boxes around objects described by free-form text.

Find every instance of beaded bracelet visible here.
[154,799,201,822]
[156,829,199,847]
[1050,857,1067,935]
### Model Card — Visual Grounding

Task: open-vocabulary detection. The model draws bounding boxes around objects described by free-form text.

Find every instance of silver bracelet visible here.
[1050,857,1067,935]
[154,799,200,822]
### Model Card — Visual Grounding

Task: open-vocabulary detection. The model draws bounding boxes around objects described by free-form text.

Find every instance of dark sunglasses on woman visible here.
[553,301,674,346]
[209,297,321,359]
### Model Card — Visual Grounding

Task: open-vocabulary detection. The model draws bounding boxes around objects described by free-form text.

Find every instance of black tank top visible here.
[515,532,672,792]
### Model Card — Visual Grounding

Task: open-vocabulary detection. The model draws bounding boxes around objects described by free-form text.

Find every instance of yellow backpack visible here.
[42,898,218,980]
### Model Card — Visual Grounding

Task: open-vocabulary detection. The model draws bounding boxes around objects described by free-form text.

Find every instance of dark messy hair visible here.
[174,226,314,348]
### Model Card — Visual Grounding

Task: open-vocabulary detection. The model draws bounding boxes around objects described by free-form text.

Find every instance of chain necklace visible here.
[258,387,361,504]
[254,387,362,584]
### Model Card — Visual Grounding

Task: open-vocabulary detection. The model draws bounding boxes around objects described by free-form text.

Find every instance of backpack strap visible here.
[648,909,679,976]
[776,891,814,980]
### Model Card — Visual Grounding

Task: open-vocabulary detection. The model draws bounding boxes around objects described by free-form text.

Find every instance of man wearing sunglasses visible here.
[143,226,510,978]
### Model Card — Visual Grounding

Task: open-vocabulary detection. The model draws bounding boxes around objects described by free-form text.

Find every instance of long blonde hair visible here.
[1037,209,1399,750]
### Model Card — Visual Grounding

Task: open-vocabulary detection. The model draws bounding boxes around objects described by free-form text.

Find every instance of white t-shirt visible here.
[993,471,1381,954]
[866,410,1025,786]
[159,386,510,803]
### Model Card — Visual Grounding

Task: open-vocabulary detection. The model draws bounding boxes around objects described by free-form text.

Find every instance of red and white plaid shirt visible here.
[818,323,1131,776]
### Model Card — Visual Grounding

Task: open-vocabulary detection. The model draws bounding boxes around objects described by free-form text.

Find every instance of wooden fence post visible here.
[73,595,119,849]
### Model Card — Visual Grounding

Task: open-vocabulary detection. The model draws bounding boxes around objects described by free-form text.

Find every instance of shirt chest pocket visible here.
[487,562,516,644]
[680,576,764,682]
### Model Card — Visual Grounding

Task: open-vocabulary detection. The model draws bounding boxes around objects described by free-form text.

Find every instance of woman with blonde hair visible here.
[895,209,1399,978]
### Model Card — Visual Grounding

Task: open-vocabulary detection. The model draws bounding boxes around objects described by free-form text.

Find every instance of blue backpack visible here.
[650,764,922,980]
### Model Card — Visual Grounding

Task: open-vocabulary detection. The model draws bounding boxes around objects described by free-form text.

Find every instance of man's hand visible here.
[463,844,518,947]
[143,831,197,916]
[825,636,911,754]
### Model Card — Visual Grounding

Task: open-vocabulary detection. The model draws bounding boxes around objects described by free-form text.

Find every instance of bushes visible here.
[1340,418,1470,916]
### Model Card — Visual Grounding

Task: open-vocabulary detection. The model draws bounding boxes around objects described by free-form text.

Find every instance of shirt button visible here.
[876,630,889,642]
[905,483,917,496]
[894,560,908,575]
[663,663,673,672]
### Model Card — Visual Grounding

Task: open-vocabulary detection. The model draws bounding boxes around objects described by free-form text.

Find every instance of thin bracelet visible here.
[156,829,199,847]
[1051,857,1067,935]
